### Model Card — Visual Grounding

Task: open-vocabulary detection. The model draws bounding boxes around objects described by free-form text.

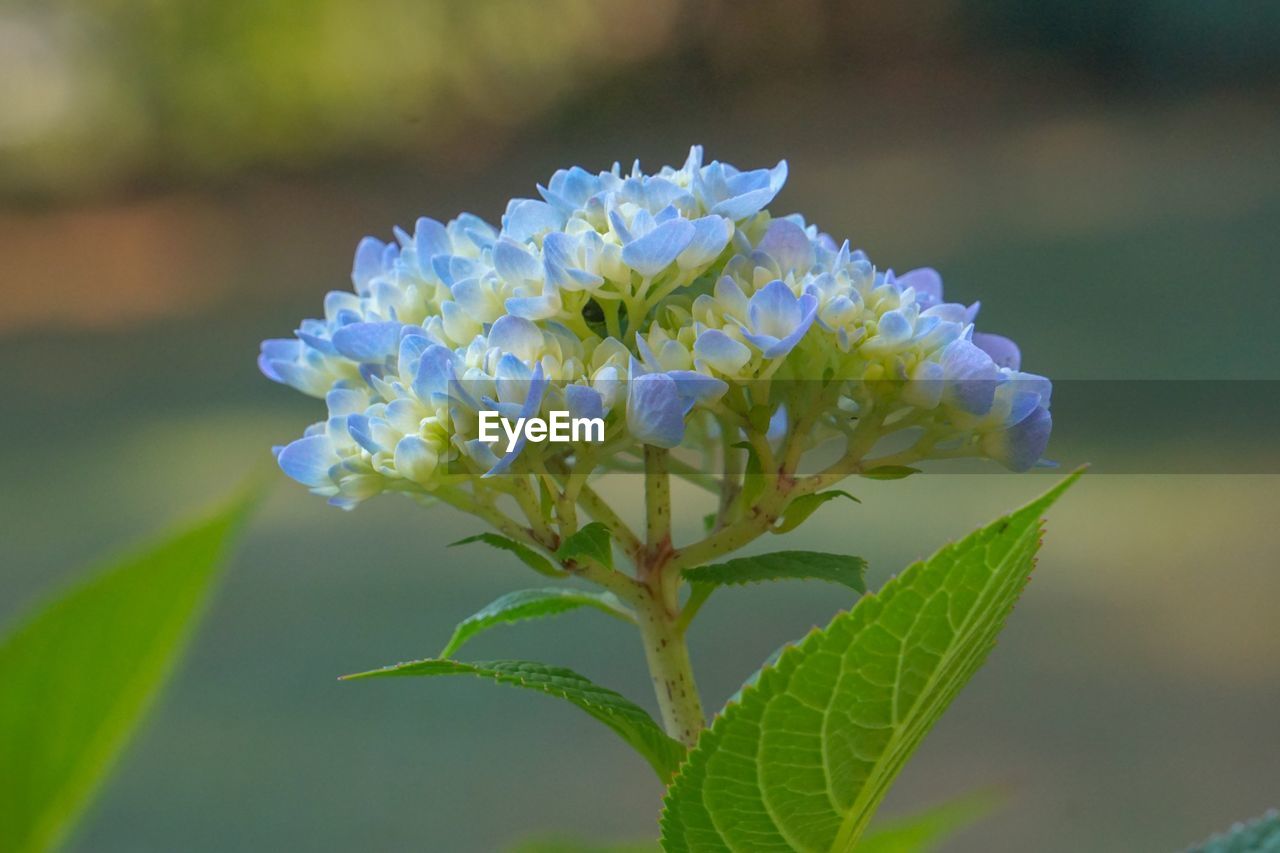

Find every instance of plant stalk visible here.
[643,445,672,559]
[636,586,705,747]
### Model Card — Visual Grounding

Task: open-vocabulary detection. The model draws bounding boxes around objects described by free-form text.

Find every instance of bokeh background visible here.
[3,2,1278,850]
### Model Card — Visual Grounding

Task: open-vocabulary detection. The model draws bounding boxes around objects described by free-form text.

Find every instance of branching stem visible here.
[635,572,704,746]
[643,446,672,568]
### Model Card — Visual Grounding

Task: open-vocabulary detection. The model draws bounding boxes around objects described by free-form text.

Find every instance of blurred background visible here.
[2,1,1278,850]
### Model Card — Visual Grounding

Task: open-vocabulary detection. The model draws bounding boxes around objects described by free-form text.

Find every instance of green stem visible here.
[669,449,810,575]
[791,411,892,498]
[635,585,704,746]
[602,298,622,340]
[716,415,744,530]
[435,484,542,546]
[531,457,578,537]
[634,443,707,745]
[572,556,643,602]
[676,583,712,633]
[510,475,554,543]
[644,445,672,564]
[574,480,644,559]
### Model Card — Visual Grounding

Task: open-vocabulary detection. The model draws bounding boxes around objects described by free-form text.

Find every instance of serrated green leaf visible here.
[556,522,614,570]
[856,790,1000,853]
[451,532,566,578]
[660,472,1080,852]
[773,491,860,535]
[682,551,867,593]
[718,639,795,713]
[1185,810,1280,853]
[440,588,634,658]
[859,465,922,481]
[0,488,255,853]
[343,658,685,782]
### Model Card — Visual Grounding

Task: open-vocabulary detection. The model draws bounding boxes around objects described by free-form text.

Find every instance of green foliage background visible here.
[1,2,1277,851]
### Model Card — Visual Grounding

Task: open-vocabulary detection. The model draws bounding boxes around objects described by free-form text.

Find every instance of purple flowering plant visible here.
[260,148,1075,849]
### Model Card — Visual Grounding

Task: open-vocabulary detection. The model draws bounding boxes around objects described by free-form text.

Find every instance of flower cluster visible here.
[260,147,1051,507]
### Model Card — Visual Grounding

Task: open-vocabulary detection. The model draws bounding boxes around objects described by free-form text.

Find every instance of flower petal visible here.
[493,238,542,282]
[626,373,687,448]
[896,267,943,307]
[486,315,544,363]
[621,218,696,277]
[940,338,1000,415]
[694,328,752,374]
[972,332,1022,370]
[505,281,562,320]
[757,291,818,358]
[413,217,451,267]
[413,344,459,401]
[757,219,814,273]
[351,236,388,292]
[331,321,404,362]
[747,280,802,339]
[278,435,337,488]
[485,363,547,476]
[502,199,564,242]
[565,384,605,421]
[258,338,300,383]
[673,216,731,270]
[666,370,728,404]
[982,406,1052,471]
[394,435,438,484]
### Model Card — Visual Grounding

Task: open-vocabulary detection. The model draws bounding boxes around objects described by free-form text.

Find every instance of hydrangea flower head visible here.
[261,147,1052,510]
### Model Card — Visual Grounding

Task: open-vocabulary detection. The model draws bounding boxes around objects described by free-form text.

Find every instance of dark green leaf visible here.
[440,588,634,658]
[343,658,685,782]
[0,488,255,853]
[683,551,867,593]
[451,532,566,578]
[1185,810,1280,853]
[556,522,614,570]
[660,472,1080,852]
[773,490,860,534]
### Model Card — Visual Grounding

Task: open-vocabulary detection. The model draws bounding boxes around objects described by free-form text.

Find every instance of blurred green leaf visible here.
[682,551,867,592]
[4,1,677,196]
[0,487,256,853]
[439,588,634,658]
[451,533,566,578]
[857,790,1001,853]
[343,658,685,782]
[773,490,860,534]
[660,472,1079,852]
[556,522,614,570]
[1185,809,1280,853]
